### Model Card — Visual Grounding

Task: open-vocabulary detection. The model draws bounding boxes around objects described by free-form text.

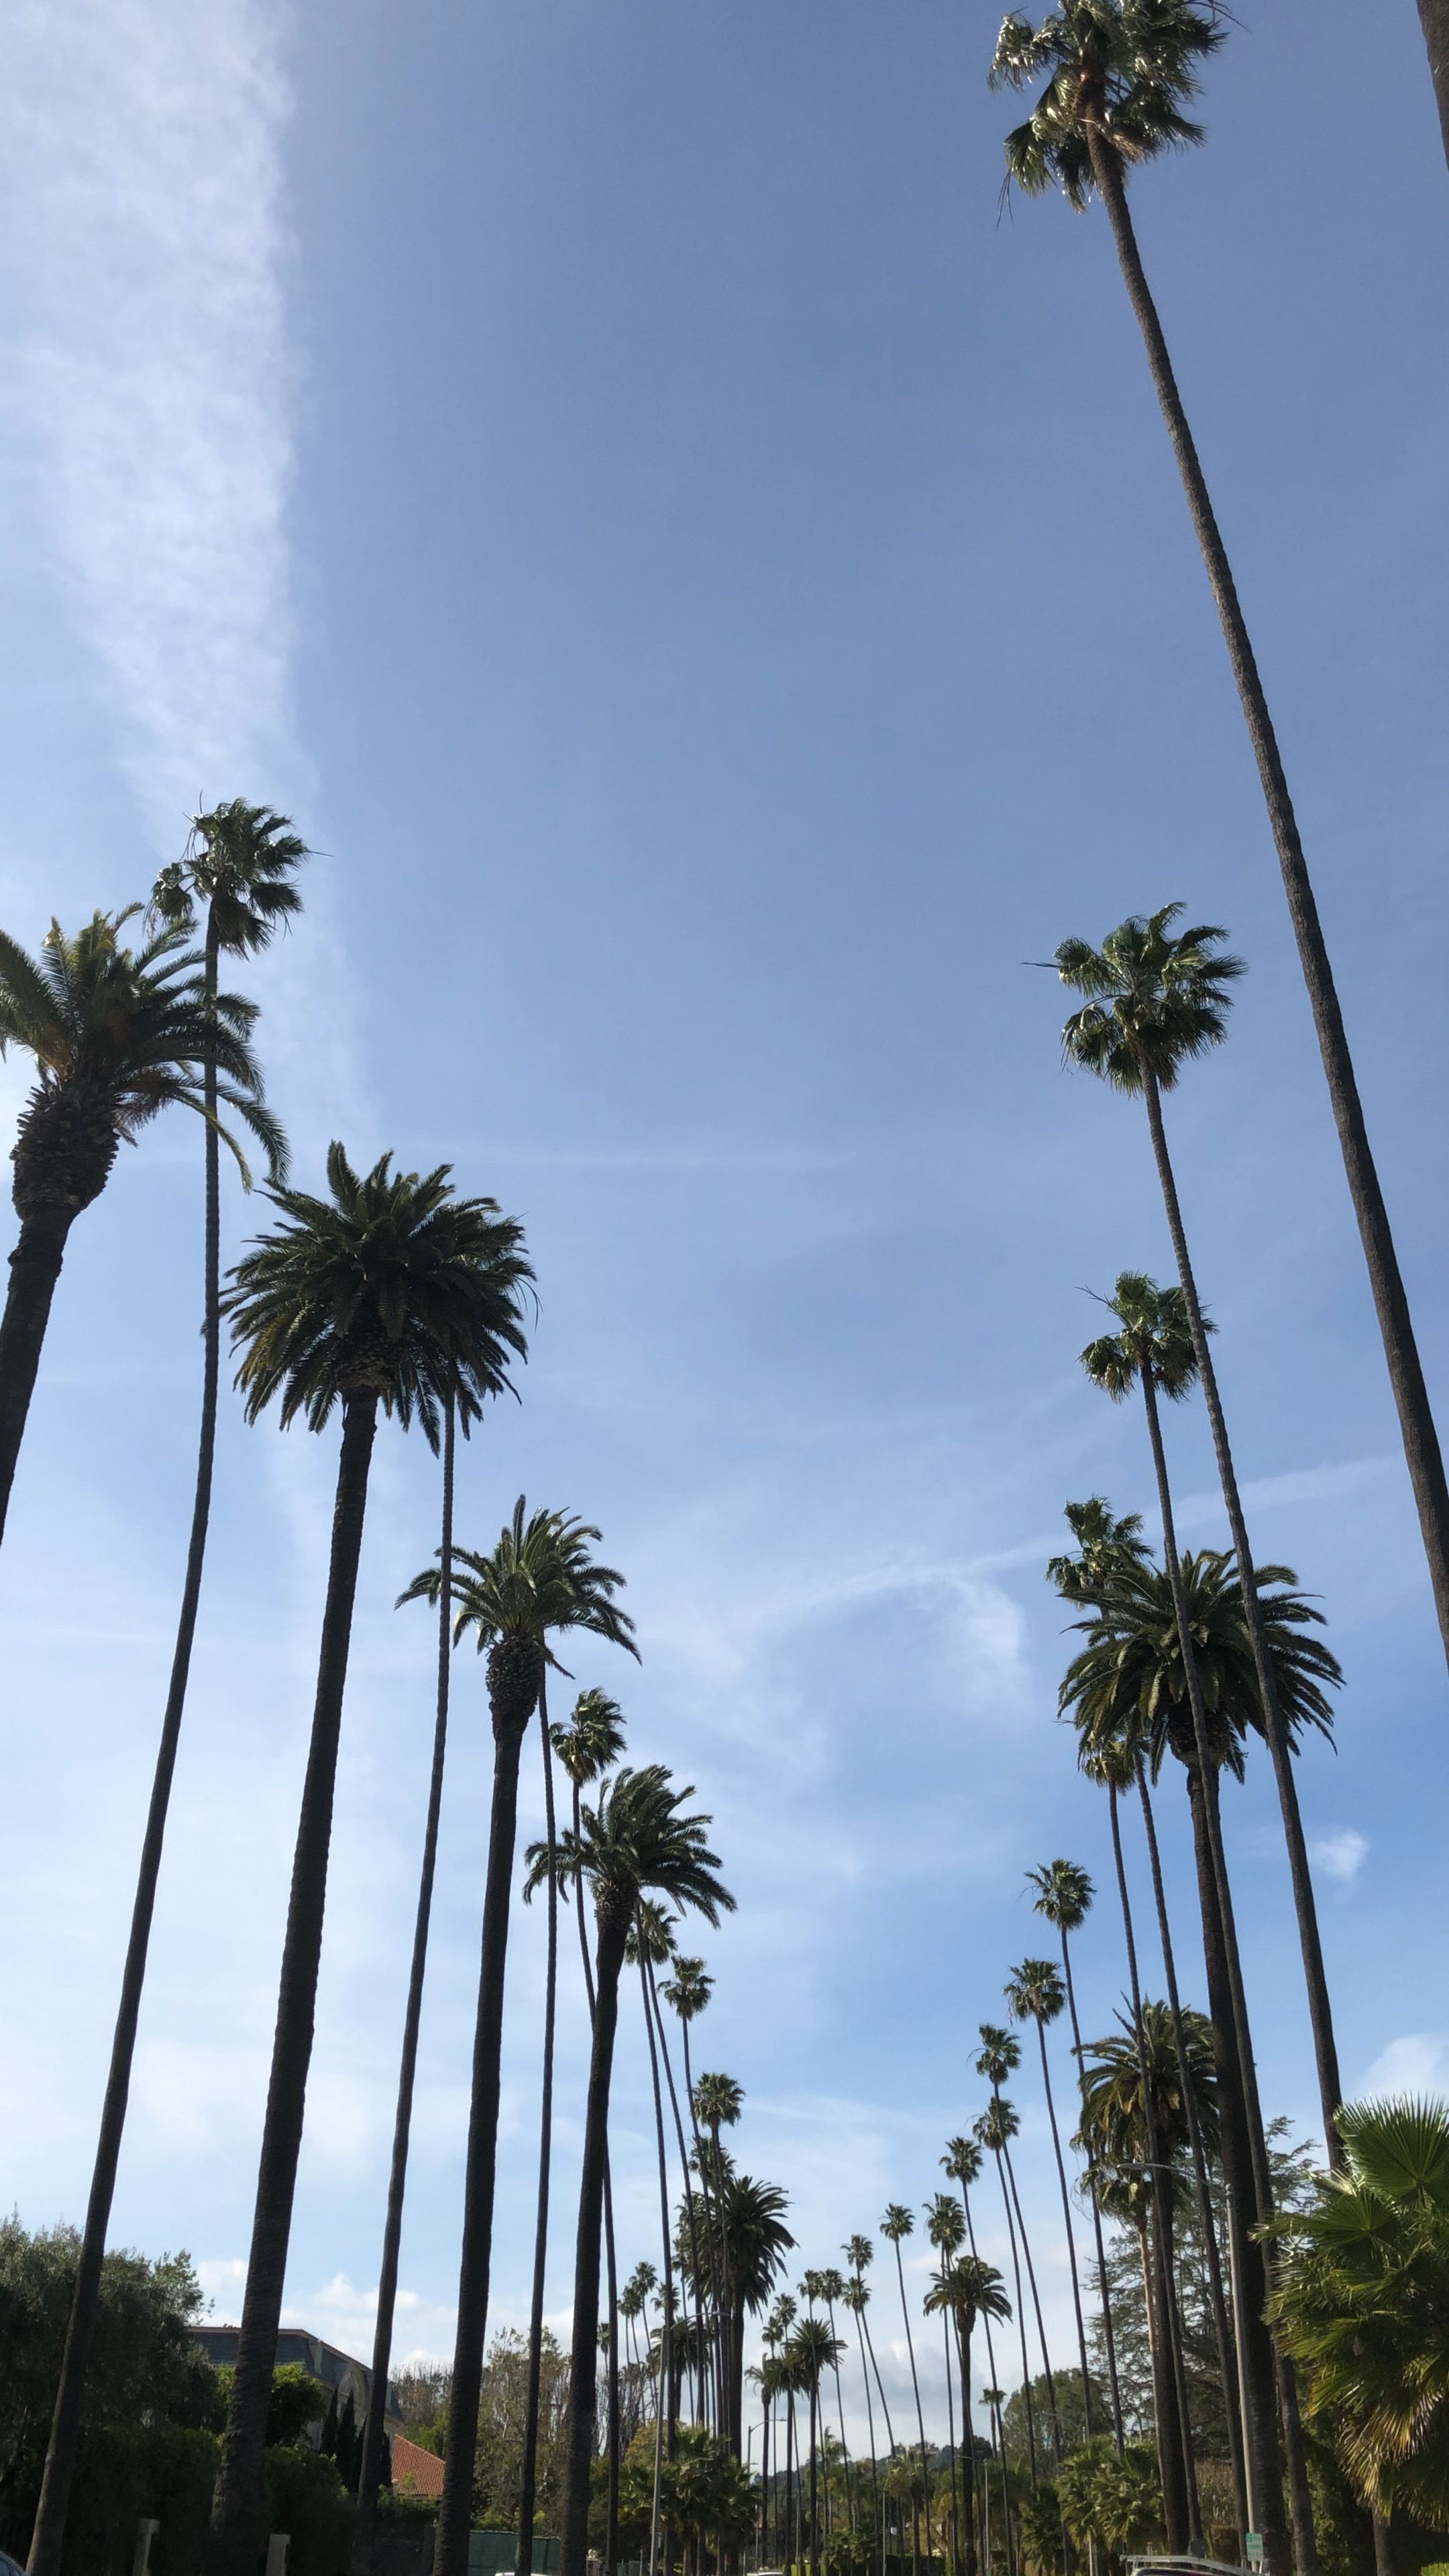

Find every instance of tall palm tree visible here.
[816,2268,855,2538]
[0,903,282,1542]
[403,1503,638,2576]
[941,2140,1012,2567]
[694,2072,746,2445]
[513,1683,565,2576]
[880,2206,930,2572]
[551,1768,735,2576]
[1003,1959,1095,2440]
[924,2259,1012,2576]
[26,813,305,2576]
[974,2029,1061,2466]
[661,1959,717,2423]
[925,2196,967,2576]
[1059,908,1345,2155]
[843,2248,891,2573]
[991,11,1449,1662]
[352,1387,459,2576]
[629,1898,682,2575]
[197,1148,529,2576]
[1025,1864,1124,2445]
[788,2319,844,2576]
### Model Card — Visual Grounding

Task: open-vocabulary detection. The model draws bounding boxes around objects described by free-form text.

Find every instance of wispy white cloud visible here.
[1359,2034,1449,2100]
[0,0,294,835]
[1309,1828,1368,1886]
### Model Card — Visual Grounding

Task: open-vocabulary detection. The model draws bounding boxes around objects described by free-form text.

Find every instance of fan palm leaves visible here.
[409,1502,635,2576]
[1267,2097,1449,2526]
[787,2317,845,2576]
[1027,1862,1125,2446]
[201,1149,530,2576]
[555,1767,734,2576]
[0,905,282,1543]
[880,2204,930,2565]
[926,2257,1012,2576]
[996,2,1449,1666]
[28,810,309,2576]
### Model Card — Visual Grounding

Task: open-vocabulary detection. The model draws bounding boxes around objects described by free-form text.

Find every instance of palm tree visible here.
[199,1148,529,2576]
[403,1501,638,2576]
[816,2268,855,2538]
[0,903,282,1542]
[974,2029,1061,2469]
[661,1958,718,2424]
[841,2257,888,2574]
[991,11,1449,1661]
[513,1691,565,2576]
[925,2196,967,2576]
[553,1768,735,2576]
[694,2072,746,2445]
[26,812,306,2576]
[711,2170,793,2476]
[1003,1959,1095,2441]
[1059,909,1345,2156]
[880,2206,930,2572]
[1024,1864,1124,2445]
[941,2140,1012,2569]
[924,2259,1011,2576]
[788,2318,844,2576]
[1267,2096,1449,2533]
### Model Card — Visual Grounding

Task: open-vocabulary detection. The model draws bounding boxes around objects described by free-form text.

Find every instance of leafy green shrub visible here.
[264,2443,354,2576]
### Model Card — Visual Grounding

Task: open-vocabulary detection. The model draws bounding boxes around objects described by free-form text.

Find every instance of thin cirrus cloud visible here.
[1307,1828,1368,1886]
[0,0,294,833]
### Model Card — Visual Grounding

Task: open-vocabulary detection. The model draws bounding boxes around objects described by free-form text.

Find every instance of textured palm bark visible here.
[561,1904,631,2576]
[29,926,225,2576]
[434,1695,536,2576]
[0,1202,72,1545]
[352,1396,455,2576]
[1085,117,1449,1676]
[1421,0,1449,168]
[205,1393,379,2576]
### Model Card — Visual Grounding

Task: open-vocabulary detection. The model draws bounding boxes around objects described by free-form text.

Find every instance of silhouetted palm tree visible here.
[991,5,1449,1662]
[881,2206,930,2573]
[924,2257,1011,2576]
[203,1148,530,2576]
[1025,1862,1124,2446]
[1004,1957,1095,2437]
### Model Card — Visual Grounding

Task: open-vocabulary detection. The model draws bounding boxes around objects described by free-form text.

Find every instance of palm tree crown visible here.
[551,1686,627,1787]
[1047,1497,1151,1606]
[406,1496,636,1736]
[975,2024,1022,2088]
[990,0,1224,212]
[941,2135,983,2190]
[1076,2002,1219,2196]
[561,1765,735,1944]
[1,907,283,1212]
[151,800,309,958]
[1056,904,1242,1094]
[1061,1546,1340,1783]
[1004,1957,1067,2029]
[1027,1858,1093,1936]
[223,1144,531,1440]
[1081,1269,1206,1403]
[924,2257,1011,2337]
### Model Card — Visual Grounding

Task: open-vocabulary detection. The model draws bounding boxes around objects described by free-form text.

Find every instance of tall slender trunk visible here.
[650,1970,710,2429]
[824,2299,853,2534]
[955,2319,976,2576]
[517,1681,561,2576]
[1102,1785,1189,2553]
[808,2379,820,2576]
[641,1951,676,2576]
[998,2143,1062,2465]
[352,1392,456,2576]
[561,1902,631,2576]
[1084,115,1449,1675]
[679,2023,721,2436]
[0,1197,76,1546]
[1421,0,1449,166]
[952,2192,1010,2567]
[565,1772,622,2574]
[939,2299,960,2576]
[850,2298,884,2576]
[1054,1929,1124,2447]
[1029,2019,1093,2432]
[1140,1069,1343,2154]
[1133,1754,1248,2548]
[203,1392,380,2576]
[989,2148,1036,2484]
[434,1675,540,2576]
[29,922,224,2576]
[888,2239,929,2575]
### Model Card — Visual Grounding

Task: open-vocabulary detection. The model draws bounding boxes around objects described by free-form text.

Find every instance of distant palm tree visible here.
[881,2206,930,2573]
[1004,1958,1095,2439]
[815,2267,854,2537]
[550,1768,735,2576]
[28,808,306,2576]
[0,904,282,1542]
[661,1957,717,2422]
[991,6,1449,1660]
[1025,1863,1124,2447]
[200,1148,530,2576]
[974,2029,1061,2467]
[925,2196,967,2576]
[941,2139,1012,2567]
[1060,911,1344,2154]
[788,2318,844,2576]
[513,1688,564,2576]
[924,2257,1011,2576]
[403,1503,638,2576]
[694,2072,746,2445]
[841,2258,887,2573]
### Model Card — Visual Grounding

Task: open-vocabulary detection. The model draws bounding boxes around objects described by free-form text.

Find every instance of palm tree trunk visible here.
[604,2158,621,2576]
[890,2240,929,2576]
[1140,1068,1344,2155]
[1421,0,1449,166]
[1083,116,1449,1676]
[28,922,225,2576]
[1101,1785,1190,2554]
[940,2303,960,2576]
[641,1951,676,2576]
[808,2380,820,2576]
[1054,1927,1124,2448]
[850,2298,884,2576]
[1030,2019,1093,2435]
[435,1684,539,2576]
[1133,1756,1248,2548]
[649,1968,711,2430]
[998,2145,1063,2467]
[0,1198,76,1546]
[825,2298,853,2534]
[516,1681,561,2576]
[951,2196,1008,2574]
[988,2149,1036,2485]
[203,1390,380,2576]
[1183,1764,1291,2575]
[352,1391,456,2576]
[561,1902,632,2576]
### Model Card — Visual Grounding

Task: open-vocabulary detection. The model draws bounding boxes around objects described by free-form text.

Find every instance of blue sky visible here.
[2,0,1447,2450]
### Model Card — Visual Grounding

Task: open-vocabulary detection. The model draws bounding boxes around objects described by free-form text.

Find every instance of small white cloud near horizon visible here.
[1359,2034,1449,2099]
[1309,1829,1368,1886]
